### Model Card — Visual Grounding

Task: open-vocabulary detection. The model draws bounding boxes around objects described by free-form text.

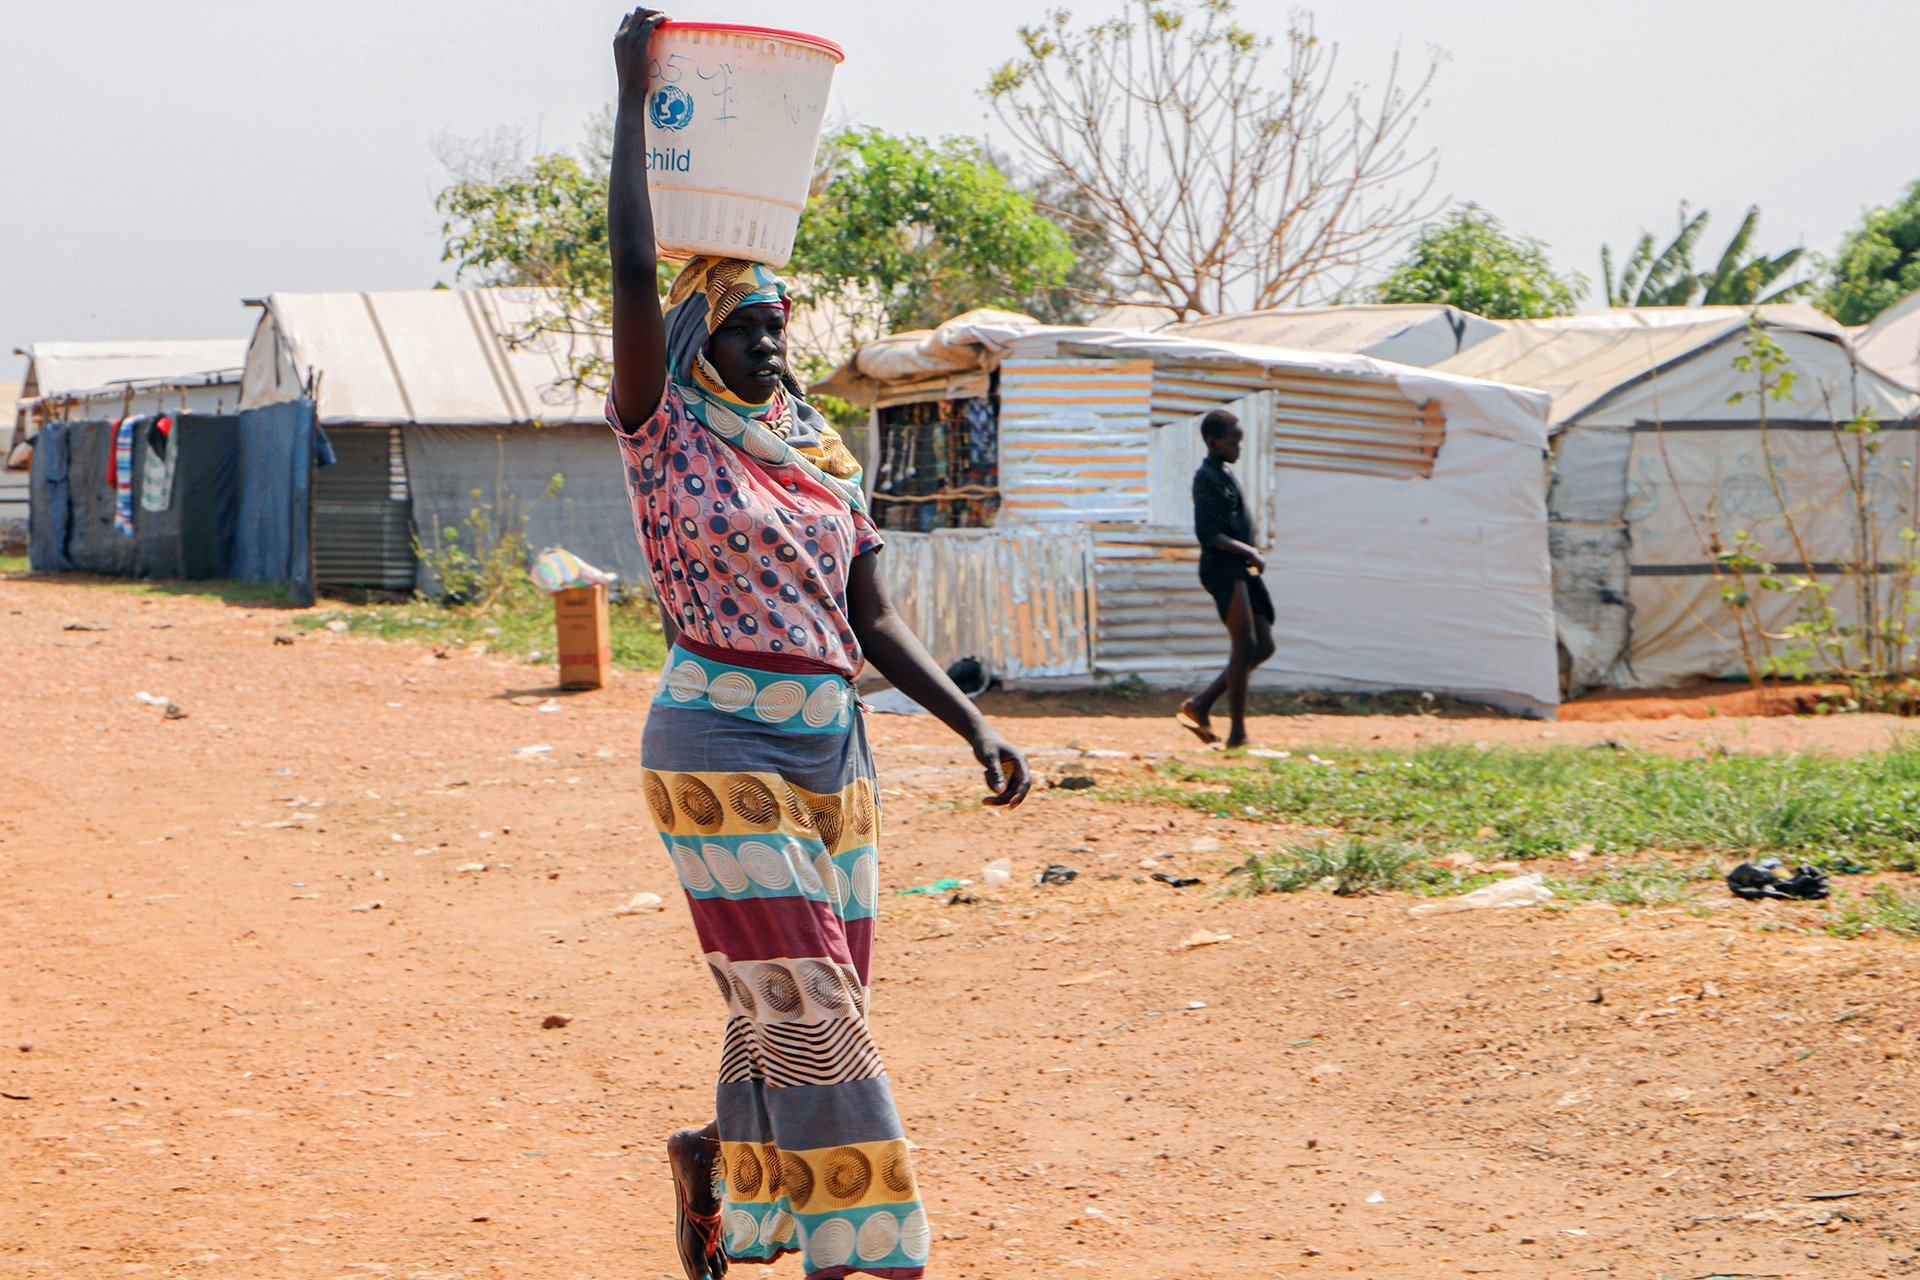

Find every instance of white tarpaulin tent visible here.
[822,311,1559,713]
[13,339,248,441]
[19,339,248,401]
[1165,304,1505,368]
[1439,305,1920,690]
[1857,288,1920,391]
[240,288,640,593]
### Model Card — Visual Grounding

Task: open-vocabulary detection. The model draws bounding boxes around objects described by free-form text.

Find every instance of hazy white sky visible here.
[6,0,1919,365]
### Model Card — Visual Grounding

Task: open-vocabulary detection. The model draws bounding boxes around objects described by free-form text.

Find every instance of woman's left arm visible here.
[847,552,1031,808]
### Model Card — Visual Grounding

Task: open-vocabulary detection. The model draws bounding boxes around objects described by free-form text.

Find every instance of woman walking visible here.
[605,11,1031,1280]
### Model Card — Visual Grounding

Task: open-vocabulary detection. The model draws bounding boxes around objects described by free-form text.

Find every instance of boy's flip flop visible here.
[1175,710,1218,744]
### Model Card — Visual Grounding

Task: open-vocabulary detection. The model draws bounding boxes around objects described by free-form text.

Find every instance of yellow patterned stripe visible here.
[643,769,876,856]
[719,1138,919,1214]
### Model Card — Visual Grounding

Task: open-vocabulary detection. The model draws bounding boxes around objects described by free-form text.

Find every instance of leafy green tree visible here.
[790,128,1073,338]
[1370,206,1585,319]
[1821,179,1920,325]
[437,123,1070,389]
[1013,170,1120,326]
[1601,204,1809,307]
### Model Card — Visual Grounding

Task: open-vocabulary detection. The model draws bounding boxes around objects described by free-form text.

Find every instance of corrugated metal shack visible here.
[239,288,640,595]
[818,311,1560,714]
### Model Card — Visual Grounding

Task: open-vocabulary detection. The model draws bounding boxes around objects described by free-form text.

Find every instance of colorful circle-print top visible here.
[610,388,883,679]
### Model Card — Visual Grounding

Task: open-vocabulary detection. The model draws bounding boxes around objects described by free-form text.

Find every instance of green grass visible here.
[2,556,296,606]
[1547,857,1721,907]
[296,584,668,670]
[1824,884,1920,939]
[1231,836,1486,897]
[1131,742,1920,869]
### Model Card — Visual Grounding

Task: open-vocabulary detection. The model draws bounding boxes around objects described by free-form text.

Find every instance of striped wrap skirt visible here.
[642,639,929,1279]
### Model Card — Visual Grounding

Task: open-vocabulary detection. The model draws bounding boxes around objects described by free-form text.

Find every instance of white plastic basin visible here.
[644,22,844,267]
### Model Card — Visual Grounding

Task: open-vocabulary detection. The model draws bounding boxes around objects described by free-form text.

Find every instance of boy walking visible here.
[1177,409,1275,747]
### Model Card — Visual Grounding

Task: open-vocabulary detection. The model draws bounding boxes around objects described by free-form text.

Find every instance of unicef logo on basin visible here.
[650,84,694,131]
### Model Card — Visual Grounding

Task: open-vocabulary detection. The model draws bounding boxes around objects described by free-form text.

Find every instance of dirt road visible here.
[2,578,1916,1279]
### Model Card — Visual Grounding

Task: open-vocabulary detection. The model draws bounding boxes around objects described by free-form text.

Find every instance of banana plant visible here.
[1600,204,1811,307]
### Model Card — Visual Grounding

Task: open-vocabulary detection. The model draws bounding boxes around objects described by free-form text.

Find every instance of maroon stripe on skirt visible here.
[677,636,848,679]
[686,894,858,966]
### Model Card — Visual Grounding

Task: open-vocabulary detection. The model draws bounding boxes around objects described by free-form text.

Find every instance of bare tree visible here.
[986,0,1441,318]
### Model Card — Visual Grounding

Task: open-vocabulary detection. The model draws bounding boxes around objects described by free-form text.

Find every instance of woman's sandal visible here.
[1175,708,1219,745]
[669,1136,727,1280]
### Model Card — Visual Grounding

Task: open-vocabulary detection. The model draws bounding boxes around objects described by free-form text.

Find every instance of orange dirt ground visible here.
[2,578,1918,1280]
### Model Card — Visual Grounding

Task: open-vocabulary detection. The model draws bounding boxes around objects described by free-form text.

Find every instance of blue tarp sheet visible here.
[27,420,72,572]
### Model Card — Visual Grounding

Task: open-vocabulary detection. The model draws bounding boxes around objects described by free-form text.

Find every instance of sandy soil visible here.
[2,577,1918,1280]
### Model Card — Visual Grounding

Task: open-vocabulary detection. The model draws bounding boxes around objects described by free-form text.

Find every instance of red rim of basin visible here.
[656,21,845,64]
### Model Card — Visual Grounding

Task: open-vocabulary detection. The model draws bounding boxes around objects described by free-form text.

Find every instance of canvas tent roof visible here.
[1433,304,1861,427]
[818,308,1547,444]
[1165,304,1504,367]
[1857,288,1920,390]
[1085,301,1182,331]
[240,288,608,426]
[18,339,247,399]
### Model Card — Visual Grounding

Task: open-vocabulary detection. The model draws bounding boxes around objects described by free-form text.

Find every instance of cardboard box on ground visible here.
[554,585,611,690]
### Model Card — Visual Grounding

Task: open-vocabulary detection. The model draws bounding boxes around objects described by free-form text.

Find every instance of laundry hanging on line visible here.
[139,415,178,513]
[110,416,142,536]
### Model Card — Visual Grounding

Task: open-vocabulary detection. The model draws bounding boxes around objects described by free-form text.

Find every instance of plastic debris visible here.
[1408,873,1555,918]
[515,745,553,755]
[1365,1190,1387,1204]
[529,548,617,593]
[614,892,665,916]
[1728,860,1831,901]
[861,687,927,716]
[981,858,1012,889]
[1179,929,1233,949]
[895,877,965,897]
[1151,872,1202,889]
[1037,864,1080,886]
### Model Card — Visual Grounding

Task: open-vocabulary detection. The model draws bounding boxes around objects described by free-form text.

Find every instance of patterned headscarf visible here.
[662,256,866,514]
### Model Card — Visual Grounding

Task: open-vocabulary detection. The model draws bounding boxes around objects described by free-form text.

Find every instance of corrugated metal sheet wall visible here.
[1151,361,1443,481]
[314,424,415,592]
[998,358,1153,524]
[1088,527,1225,677]
[1146,390,1274,534]
[876,527,1093,680]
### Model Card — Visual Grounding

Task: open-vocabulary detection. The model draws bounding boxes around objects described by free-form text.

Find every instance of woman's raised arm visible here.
[609,7,670,426]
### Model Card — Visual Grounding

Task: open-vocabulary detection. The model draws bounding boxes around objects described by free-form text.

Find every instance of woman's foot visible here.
[668,1126,726,1280]
[1175,701,1218,744]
